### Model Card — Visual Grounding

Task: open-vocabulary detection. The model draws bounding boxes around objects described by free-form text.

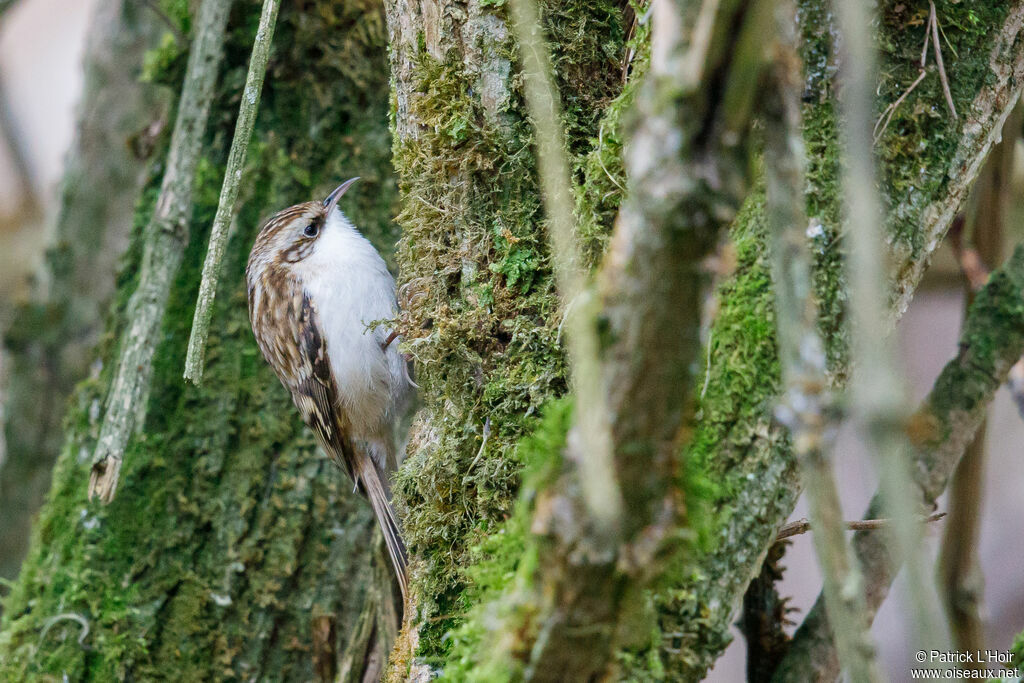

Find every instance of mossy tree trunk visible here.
[382,0,638,673]
[0,0,404,678]
[0,0,165,586]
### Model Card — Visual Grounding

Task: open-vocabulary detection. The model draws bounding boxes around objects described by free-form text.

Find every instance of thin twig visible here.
[509,0,620,528]
[183,0,281,384]
[873,13,930,143]
[874,3,958,142]
[776,513,946,543]
[874,70,926,142]
[930,1,958,121]
[88,0,234,502]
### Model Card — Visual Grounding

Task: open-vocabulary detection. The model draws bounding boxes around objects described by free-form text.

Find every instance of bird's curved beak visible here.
[323,177,359,214]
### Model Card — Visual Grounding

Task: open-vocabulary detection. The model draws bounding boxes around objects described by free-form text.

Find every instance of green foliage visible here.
[141,31,185,85]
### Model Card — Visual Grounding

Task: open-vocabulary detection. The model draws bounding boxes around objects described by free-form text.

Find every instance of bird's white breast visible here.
[293,209,406,436]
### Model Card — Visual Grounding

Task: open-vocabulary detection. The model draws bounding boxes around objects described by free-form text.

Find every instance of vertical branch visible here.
[764,5,880,681]
[508,0,620,530]
[832,0,945,652]
[183,0,280,385]
[88,0,233,502]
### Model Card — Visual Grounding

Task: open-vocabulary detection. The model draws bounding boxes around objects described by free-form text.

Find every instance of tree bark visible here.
[381,0,632,673]
[0,0,403,678]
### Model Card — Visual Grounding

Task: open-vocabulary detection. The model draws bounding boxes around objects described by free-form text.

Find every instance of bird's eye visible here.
[303,223,319,238]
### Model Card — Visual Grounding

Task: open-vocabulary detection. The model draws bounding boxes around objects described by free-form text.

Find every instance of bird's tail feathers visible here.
[356,457,409,603]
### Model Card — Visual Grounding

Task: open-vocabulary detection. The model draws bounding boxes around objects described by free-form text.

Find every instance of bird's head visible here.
[248,177,359,270]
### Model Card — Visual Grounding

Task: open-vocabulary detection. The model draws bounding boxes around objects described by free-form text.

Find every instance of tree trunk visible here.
[381,0,634,673]
[4,0,1024,679]
[0,0,164,586]
[0,0,403,678]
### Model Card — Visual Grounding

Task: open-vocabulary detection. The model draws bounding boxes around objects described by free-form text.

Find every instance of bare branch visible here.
[930,2,958,121]
[938,101,1019,662]
[183,0,280,384]
[775,513,946,543]
[88,0,234,502]
[834,0,945,655]
[775,242,1024,681]
[508,0,783,676]
[509,0,619,529]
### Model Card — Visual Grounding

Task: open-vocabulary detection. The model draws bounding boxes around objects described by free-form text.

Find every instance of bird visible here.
[245,178,413,601]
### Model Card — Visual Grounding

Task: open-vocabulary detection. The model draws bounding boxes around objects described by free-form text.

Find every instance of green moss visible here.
[141,31,185,85]
[389,0,630,664]
[574,6,648,263]
[874,2,1009,253]
[436,398,571,681]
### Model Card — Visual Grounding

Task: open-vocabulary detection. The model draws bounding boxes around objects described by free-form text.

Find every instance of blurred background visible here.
[0,0,98,300]
[0,2,1021,679]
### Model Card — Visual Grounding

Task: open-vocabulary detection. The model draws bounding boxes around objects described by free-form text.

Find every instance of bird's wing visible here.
[248,270,358,483]
[292,293,360,484]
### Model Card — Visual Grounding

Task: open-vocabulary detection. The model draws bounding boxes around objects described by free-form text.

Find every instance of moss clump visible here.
[436,398,571,681]
[875,2,1010,253]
